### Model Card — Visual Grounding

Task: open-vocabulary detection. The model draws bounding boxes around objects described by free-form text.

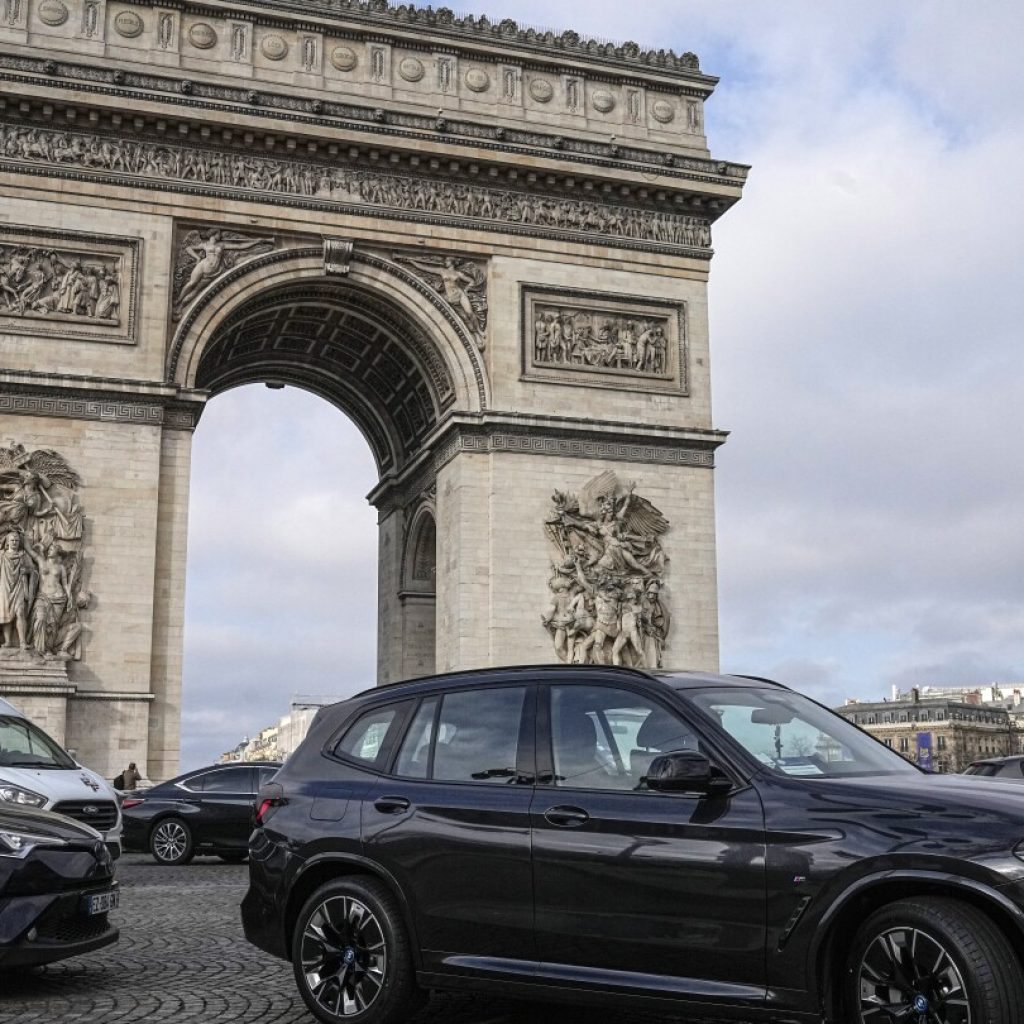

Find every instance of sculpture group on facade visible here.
[0,125,712,251]
[393,253,488,348]
[543,472,671,668]
[173,229,275,317]
[0,443,88,663]
[534,308,669,375]
[0,243,120,322]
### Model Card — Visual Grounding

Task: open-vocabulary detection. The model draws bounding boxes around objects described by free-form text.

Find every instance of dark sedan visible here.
[123,761,280,865]
[0,803,118,968]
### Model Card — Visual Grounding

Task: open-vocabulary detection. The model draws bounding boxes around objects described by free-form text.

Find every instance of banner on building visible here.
[917,731,934,771]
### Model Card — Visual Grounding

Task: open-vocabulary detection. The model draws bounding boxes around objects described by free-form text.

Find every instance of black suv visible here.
[242,666,1024,1024]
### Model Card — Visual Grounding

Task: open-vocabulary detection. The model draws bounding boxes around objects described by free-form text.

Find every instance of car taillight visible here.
[256,799,276,825]
[121,799,145,809]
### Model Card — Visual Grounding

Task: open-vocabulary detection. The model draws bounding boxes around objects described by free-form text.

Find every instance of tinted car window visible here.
[258,767,279,786]
[550,685,697,791]
[965,764,999,777]
[202,767,253,793]
[336,706,402,766]
[395,698,439,779]
[431,688,526,784]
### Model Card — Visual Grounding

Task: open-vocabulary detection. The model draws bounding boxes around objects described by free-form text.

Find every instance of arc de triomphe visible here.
[0,0,745,781]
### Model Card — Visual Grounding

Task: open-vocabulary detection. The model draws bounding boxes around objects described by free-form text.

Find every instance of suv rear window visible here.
[335,705,406,767]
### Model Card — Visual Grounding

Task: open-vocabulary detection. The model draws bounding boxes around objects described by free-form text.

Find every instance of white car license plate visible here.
[84,889,119,915]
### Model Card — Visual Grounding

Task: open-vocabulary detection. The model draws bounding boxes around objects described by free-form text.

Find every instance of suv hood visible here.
[0,764,115,804]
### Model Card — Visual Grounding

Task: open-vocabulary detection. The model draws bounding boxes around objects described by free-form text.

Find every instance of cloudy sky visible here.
[180,1,1024,769]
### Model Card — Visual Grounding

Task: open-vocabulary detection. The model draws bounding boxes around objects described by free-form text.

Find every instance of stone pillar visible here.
[146,420,197,783]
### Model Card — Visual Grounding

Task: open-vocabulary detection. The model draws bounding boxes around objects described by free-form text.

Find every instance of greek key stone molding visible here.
[0,121,713,258]
[0,387,203,430]
[522,285,687,395]
[0,224,141,345]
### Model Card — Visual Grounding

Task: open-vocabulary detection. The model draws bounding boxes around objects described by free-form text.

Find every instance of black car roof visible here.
[348,665,786,703]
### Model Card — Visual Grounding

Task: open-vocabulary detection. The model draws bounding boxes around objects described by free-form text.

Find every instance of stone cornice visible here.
[369,411,727,512]
[151,0,715,86]
[0,115,719,260]
[0,54,748,191]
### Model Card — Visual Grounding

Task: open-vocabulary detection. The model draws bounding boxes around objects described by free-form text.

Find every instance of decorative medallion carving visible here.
[260,34,288,61]
[113,10,144,39]
[522,286,687,394]
[0,225,141,345]
[398,57,424,83]
[172,228,275,319]
[329,45,357,71]
[36,0,68,26]
[0,442,90,665]
[529,78,554,104]
[465,68,490,93]
[592,90,616,114]
[188,23,217,50]
[392,252,487,351]
[651,99,676,124]
[544,471,670,668]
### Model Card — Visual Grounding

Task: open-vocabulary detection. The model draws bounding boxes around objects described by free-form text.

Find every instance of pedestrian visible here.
[121,761,141,791]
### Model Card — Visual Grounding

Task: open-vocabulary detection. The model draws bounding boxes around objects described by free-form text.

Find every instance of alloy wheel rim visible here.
[300,895,387,1018]
[153,821,187,861]
[857,926,971,1024]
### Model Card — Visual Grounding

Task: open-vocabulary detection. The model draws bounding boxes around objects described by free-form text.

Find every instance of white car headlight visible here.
[0,784,46,808]
[0,827,66,858]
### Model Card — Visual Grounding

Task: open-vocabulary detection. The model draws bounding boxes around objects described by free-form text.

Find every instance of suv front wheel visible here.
[292,876,423,1024]
[845,895,1024,1024]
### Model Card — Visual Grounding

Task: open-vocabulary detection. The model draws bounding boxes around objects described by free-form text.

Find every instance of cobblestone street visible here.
[0,856,743,1024]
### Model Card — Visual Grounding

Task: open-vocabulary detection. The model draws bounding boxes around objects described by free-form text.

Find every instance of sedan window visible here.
[202,768,254,793]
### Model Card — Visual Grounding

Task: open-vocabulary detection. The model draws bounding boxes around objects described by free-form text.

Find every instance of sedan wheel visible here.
[150,818,194,866]
[292,878,422,1024]
[846,897,1024,1024]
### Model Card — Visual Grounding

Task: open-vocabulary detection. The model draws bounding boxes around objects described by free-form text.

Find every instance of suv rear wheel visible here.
[292,877,423,1024]
[845,896,1024,1024]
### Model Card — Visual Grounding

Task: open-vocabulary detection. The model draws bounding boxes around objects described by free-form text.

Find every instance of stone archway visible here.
[0,0,746,781]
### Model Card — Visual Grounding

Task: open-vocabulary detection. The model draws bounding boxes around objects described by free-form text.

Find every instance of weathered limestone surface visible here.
[0,0,745,781]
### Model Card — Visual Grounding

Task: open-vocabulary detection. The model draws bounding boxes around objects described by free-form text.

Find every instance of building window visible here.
[884,738,893,748]
[937,736,946,751]
[899,738,909,752]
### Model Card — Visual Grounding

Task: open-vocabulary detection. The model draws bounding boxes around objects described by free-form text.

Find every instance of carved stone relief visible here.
[113,10,143,39]
[0,225,140,344]
[330,45,357,71]
[0,124,712,254]
[172,228,275,319]
[0,442,90,666]
[37,0,68,27]
[392,252,487,350]
[522,286,687,394]
[544,471,670,668]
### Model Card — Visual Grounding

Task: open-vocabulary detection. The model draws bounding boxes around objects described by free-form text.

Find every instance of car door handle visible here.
[544,805,590,828]
[374,796,411,815]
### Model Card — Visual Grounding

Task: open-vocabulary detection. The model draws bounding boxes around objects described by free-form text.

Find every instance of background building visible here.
[219,696,343,764]
[836,686,1023,773]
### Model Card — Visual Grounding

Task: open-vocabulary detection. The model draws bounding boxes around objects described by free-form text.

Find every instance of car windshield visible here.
[686,686,919,778]
[0,715,76,770]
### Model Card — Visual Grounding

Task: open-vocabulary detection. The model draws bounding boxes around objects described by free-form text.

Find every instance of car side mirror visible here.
[644,751,732,797]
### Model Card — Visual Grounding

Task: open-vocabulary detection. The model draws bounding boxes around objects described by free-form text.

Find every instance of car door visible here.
[531,682,768,1000]
[361,684,537,974]
[194,766,257,848]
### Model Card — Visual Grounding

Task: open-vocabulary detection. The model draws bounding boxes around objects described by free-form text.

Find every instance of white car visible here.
[0,697,122,858]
